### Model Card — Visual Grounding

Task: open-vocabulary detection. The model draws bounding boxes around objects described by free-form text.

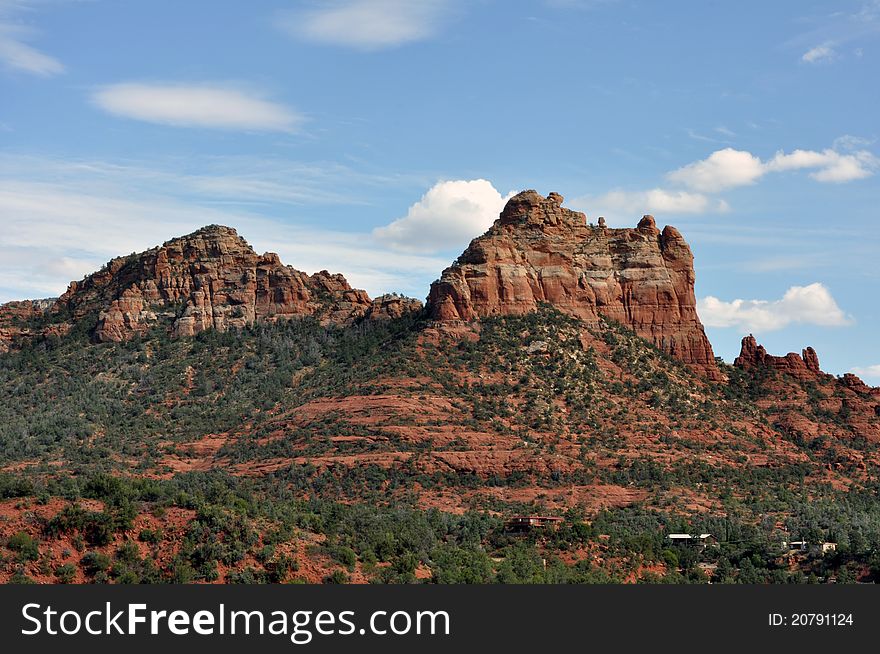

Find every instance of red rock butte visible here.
[426,190,719,377]
[50,225,422,342]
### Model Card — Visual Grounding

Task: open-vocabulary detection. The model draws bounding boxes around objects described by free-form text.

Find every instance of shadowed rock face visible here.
[426,190,719,377]
[48,225,421,342]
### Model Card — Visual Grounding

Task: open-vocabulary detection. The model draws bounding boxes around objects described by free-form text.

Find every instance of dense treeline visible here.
[2,470,879,584]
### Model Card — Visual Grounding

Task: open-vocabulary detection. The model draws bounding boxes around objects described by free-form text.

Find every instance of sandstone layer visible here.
[426,190,719,377]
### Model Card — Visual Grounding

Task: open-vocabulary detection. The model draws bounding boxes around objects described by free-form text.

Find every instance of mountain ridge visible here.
[1,191,866,388]
[2,195,880,584]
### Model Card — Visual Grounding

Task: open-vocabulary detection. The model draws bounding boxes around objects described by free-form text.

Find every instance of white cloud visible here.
[0,154,406,208]
[802,43,836,63]
[850,364,880,382]
[0,5,64,76]
[668,146,878,191]
[574,140,876,223]
[587,188,724,218]
[833,134,873,151]
[698,283,852,333]
[766,148,879,182]
[667,148,765,192]
[277,0,454,50]
[0,155,453,302]
[91,83,304,133]
[372,179,513,253]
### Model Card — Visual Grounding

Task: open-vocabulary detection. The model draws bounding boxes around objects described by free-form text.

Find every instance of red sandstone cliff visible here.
[426,190,719,377]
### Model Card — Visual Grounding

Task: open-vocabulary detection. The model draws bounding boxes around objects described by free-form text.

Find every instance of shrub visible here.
[138,529,162,544]
[80,551,112,576]
[7,531,39,561]
[323,569,348,584]
[55,563,77,584]
[9,569,36,584]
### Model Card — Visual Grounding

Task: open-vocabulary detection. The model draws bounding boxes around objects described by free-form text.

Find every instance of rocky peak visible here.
[734,335,825,381]
[840,373,874,393]
[426,190,719,377]
[497,190,587,230]
[637,214,660,235]
[47,225,421,343]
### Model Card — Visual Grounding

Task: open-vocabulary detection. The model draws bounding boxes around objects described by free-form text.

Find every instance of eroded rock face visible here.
[366,294,425,321]
[426,190,719,376]
[51,225,421,342]
[734,335,825,381]
[0,300,57,353]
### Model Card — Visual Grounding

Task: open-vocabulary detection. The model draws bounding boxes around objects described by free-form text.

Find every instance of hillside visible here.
[1,191,879,585]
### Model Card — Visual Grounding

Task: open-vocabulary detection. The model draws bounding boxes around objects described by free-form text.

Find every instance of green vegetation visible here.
[1,306,879,583]
[6,531,39,562]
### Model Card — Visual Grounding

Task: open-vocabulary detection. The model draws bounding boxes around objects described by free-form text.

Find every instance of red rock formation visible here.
[734,335,826,381]
[426,190,719,377]
[366,294,424,320]
[840,373,873,393]
[48,225,420,343]
[0,299,58,353]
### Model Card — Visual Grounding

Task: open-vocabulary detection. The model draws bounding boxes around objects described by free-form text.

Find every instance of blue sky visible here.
[1,0,878,380]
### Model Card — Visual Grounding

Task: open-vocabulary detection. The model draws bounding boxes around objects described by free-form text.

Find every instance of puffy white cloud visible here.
[587,141,877,220]
[850,364,880,382]
[802,43,835,63]
[698,283,852,333]
[666,148,765,192]
[277,0,454,50]
[766,148,878,182]
[91,83,304,133]
[668,146,878,191]
[372,179,513,253]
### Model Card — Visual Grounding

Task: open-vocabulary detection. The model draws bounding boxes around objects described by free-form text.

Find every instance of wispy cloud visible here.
[277,0,457,50]
[698,283,853,333]
[801,43,836,63]
[91,83,304,133]
[0,154,449,302]
[787,0,880,63]
[685,127,734,144]
[0,154,399,208]
[574,188,728,222]
[0,2,64,76]
[373,179,514,253]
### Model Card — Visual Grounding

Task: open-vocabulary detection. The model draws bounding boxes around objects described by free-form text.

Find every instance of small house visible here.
[666,533,715,548]
[505,516,564,533]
